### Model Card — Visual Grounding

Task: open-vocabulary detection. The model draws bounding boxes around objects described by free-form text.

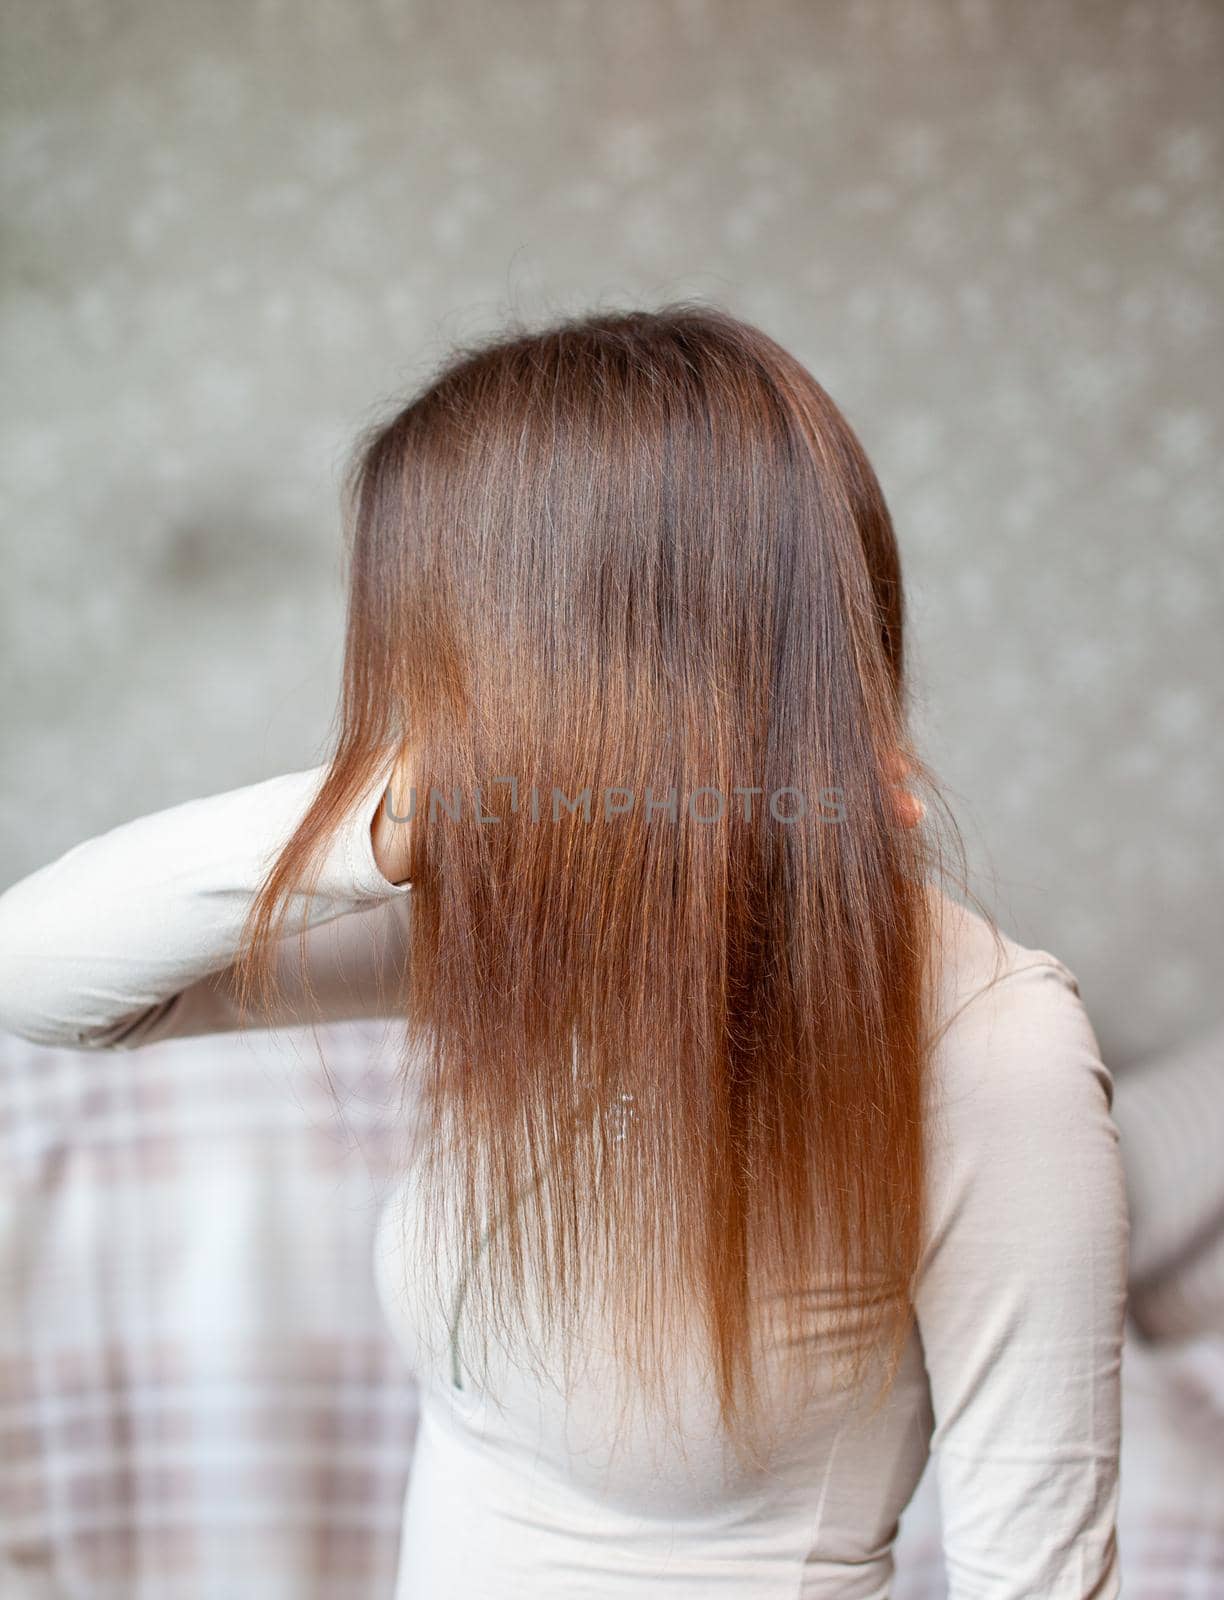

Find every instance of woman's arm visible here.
[913,954,1130,1600]
[0,760,412,1050]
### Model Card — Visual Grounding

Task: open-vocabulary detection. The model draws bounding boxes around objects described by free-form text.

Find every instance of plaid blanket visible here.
[2,1020,1222,1599]
[0,1020,419,1600]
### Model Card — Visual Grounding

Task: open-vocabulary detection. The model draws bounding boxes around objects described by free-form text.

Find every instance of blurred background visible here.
[2,0,1222,1065]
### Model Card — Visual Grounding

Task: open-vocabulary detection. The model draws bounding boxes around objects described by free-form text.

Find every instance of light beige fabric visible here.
[0,767,1130,1598]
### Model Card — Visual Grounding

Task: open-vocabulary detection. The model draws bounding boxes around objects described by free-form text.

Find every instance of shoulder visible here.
[915,888,1128,1284]
[922,885,1116,1130]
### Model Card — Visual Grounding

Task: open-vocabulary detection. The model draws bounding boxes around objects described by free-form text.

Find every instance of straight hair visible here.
[235,301,994,1473]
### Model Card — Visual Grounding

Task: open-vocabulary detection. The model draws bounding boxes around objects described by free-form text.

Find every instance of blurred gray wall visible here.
[2,0,1221,1065]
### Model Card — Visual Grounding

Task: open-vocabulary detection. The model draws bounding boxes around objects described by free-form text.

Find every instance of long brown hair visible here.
[236,302,987,1470]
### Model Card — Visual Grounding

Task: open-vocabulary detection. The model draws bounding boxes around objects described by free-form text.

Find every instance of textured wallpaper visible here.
[1,0,1221,1064]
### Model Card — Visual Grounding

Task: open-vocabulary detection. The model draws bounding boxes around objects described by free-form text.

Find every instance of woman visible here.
[0,303,1128,1598]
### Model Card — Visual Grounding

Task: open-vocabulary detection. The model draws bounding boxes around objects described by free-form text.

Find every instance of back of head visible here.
[241,300,963,1470]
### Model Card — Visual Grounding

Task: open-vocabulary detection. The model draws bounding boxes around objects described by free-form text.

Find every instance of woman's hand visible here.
[886,749,925,829]
[371,750,415,887]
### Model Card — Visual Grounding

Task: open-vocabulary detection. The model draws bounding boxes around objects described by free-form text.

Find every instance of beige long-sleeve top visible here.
[0,763,1130,1599]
